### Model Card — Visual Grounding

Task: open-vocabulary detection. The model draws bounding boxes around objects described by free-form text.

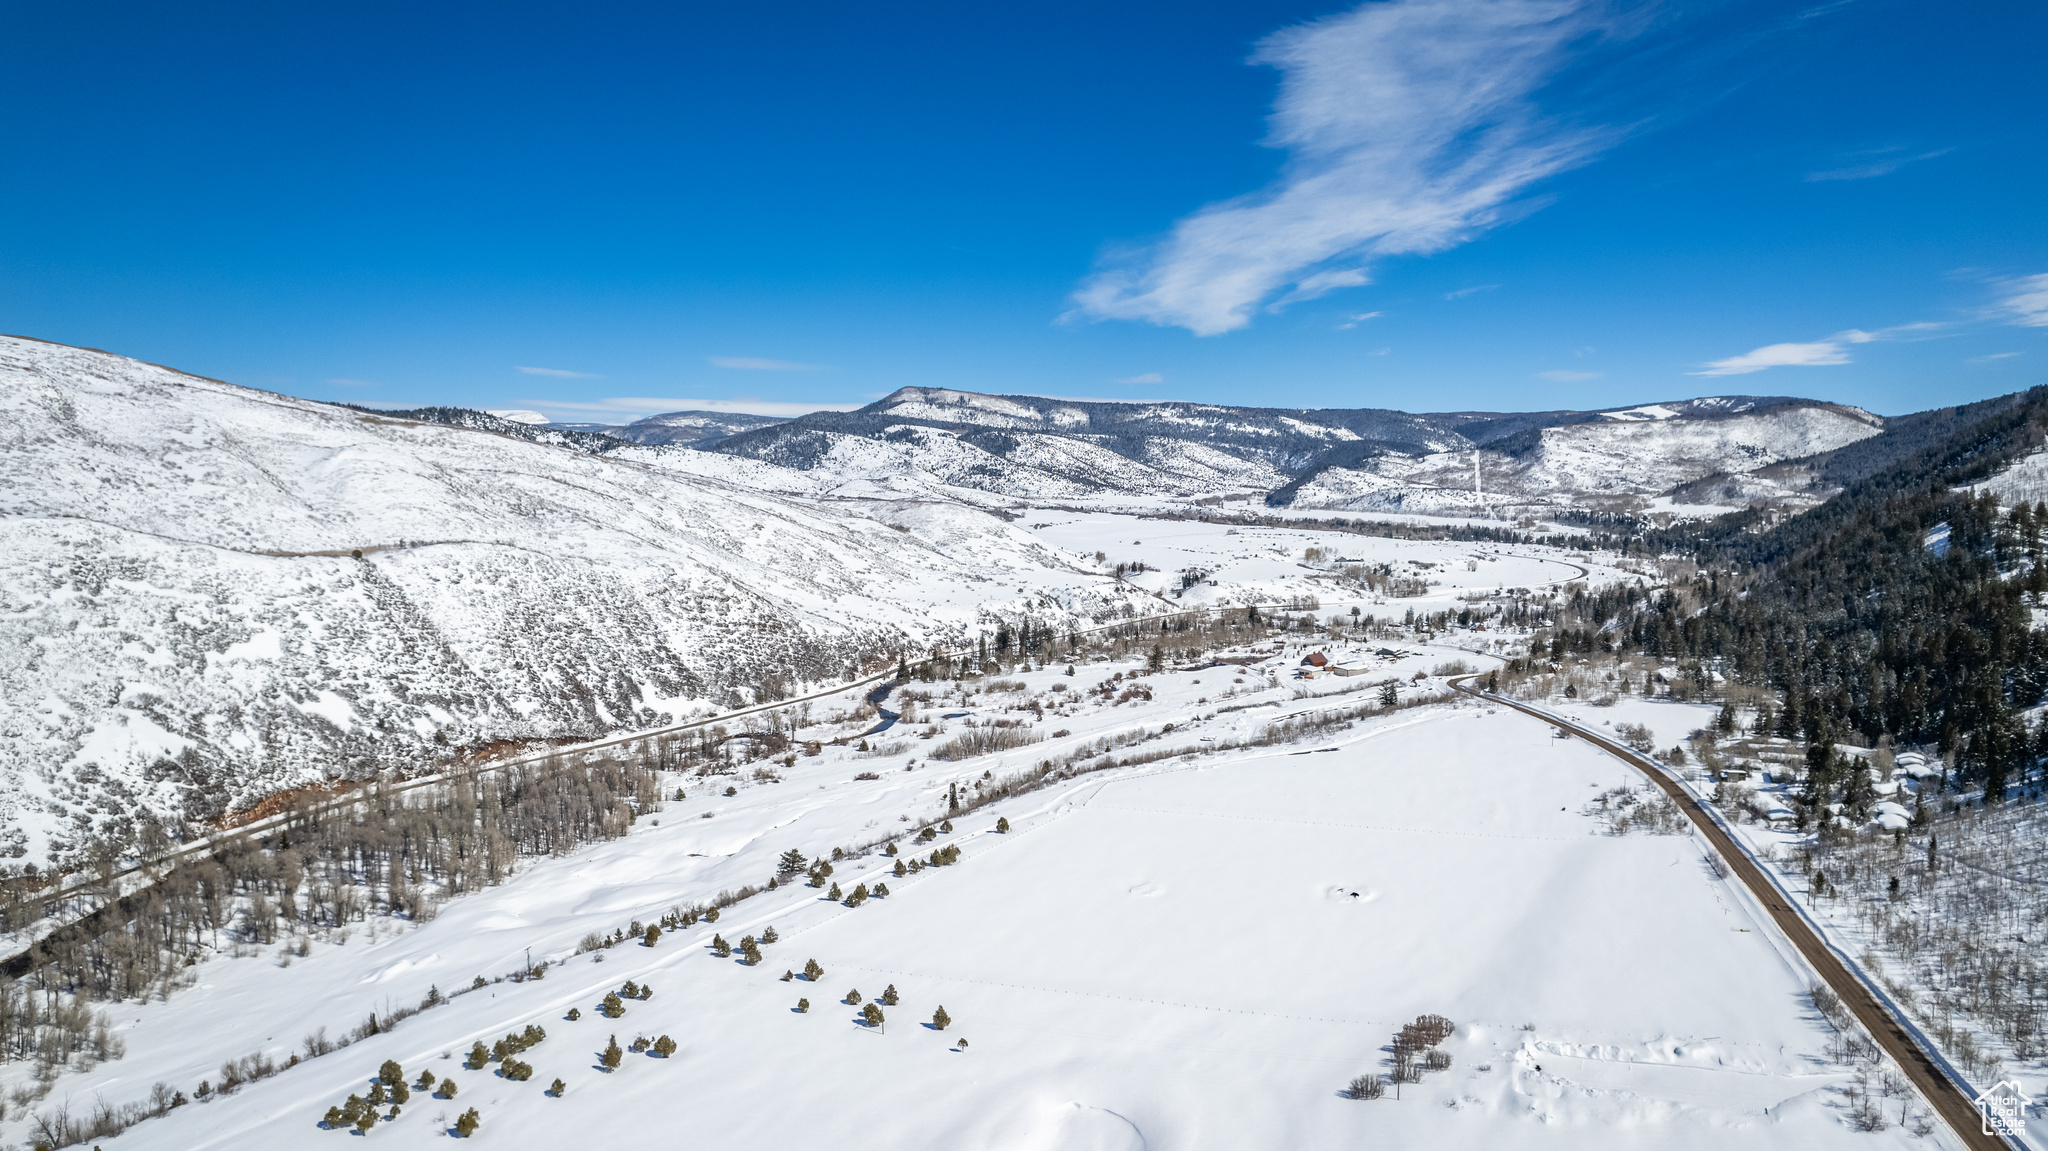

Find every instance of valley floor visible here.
[37,699,1935,1150]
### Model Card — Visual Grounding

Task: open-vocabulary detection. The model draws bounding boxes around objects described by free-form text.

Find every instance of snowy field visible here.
[1018,510,1621,615]
[15,687,1943,1150]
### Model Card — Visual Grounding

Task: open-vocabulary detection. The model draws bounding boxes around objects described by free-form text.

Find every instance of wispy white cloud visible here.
[1445,284,1500,300]
[1115,372,1166,384]
[1069,0,1620,336]
[1538,369,1602,381]
[1693,341,1851,376]
[710,356,826,371]
[1998,274,2048,327]
[515,365,598,378]
[1970,352,2021,364]
[1804,146,1951,182]
[1692,321,1950,376]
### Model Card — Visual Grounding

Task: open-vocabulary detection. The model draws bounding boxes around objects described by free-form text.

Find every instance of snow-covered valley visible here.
[1,336,2013,1150]
[0,657,1942,1150]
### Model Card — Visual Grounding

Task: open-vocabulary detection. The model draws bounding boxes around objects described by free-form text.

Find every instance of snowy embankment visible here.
[1544,693,2045,1147]
[9,669,1938,1150]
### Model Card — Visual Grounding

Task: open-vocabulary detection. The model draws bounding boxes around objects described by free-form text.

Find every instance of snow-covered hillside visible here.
[1292,404,1883,516]
[0,338,1155,870]
[703,387,1887,517]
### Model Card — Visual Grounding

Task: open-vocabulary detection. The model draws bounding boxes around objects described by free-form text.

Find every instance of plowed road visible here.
[1456,680,2016,1151]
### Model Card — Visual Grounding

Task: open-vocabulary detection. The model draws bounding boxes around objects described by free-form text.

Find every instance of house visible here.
[1331,664,1370,677]
[1300,652,1329,668]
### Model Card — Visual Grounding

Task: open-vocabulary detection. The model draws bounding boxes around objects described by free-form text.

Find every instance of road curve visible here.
[1454,678,2017,1151]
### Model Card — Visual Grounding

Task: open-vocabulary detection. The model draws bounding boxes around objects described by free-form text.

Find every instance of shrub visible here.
[643,925,661,947]
[602,1035,622,1070]
[882,984,899,1006]
[804,958,823,982]
[567,1007,581,1022]
[501,1058,534,1081]
[549,1077,565,1096]
[603,992,626,1018]
[996,817,1010,833]
[439,1078,458,1100]
[797,998,810,1013]
[1348,1074,1384,1100]
[931,726,1038,761]
[762,925,779,944]
[466,1041,489,1069]
[379,1059,404,1086]
[932,1005,951,1030]
[455,1107,480,1137]
[654,1035,677,1057]
[863,1003,885,1028]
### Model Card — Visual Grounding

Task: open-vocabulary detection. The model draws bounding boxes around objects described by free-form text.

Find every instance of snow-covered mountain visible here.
[709,387,1884,514]
[0,339,1147,870]
[1290,402,1884,516]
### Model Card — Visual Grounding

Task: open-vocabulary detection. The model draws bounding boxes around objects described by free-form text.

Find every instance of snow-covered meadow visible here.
[0,649,1949,1149]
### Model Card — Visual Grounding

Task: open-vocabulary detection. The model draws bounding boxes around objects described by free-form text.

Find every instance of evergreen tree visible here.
[845,987,862,1005]
[357,1111,376,1133]
[864,1003,885,1028]
[940,820,953,833]
[324,1106,344,1128]
[567,1007,581,1022]
[797,997,810,1013]
[455,1107,480,1137]
[393,1082,410,1105]
[827,882,842,900]
[873,882,889,897]
[1379,682,1398,707]
[996,817,1010,833]
[1927,832,1939,873]
[1715,701,1737,735]
[549,1078,566,1096]
[741,937,763,965]
[603,1035,623,1070]
[643,924,661,947]
[777,847,809,875]
[368,1082,387,1106]
[603,991,626,1018]
[804,958,824,981]
[655,1035,677,1057]
[932,1005,951,1030]
[894,859,907,877]
[711,934,731,958]
[762,925,779,944]
[379,1059,404,1086]
[440,1079,458,1100]
[466,1041,489,1069]
[882,984,899,1006]
[416,1070,437,1091]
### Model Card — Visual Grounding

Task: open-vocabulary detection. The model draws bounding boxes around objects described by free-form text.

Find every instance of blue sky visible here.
[3,0,2044,420]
